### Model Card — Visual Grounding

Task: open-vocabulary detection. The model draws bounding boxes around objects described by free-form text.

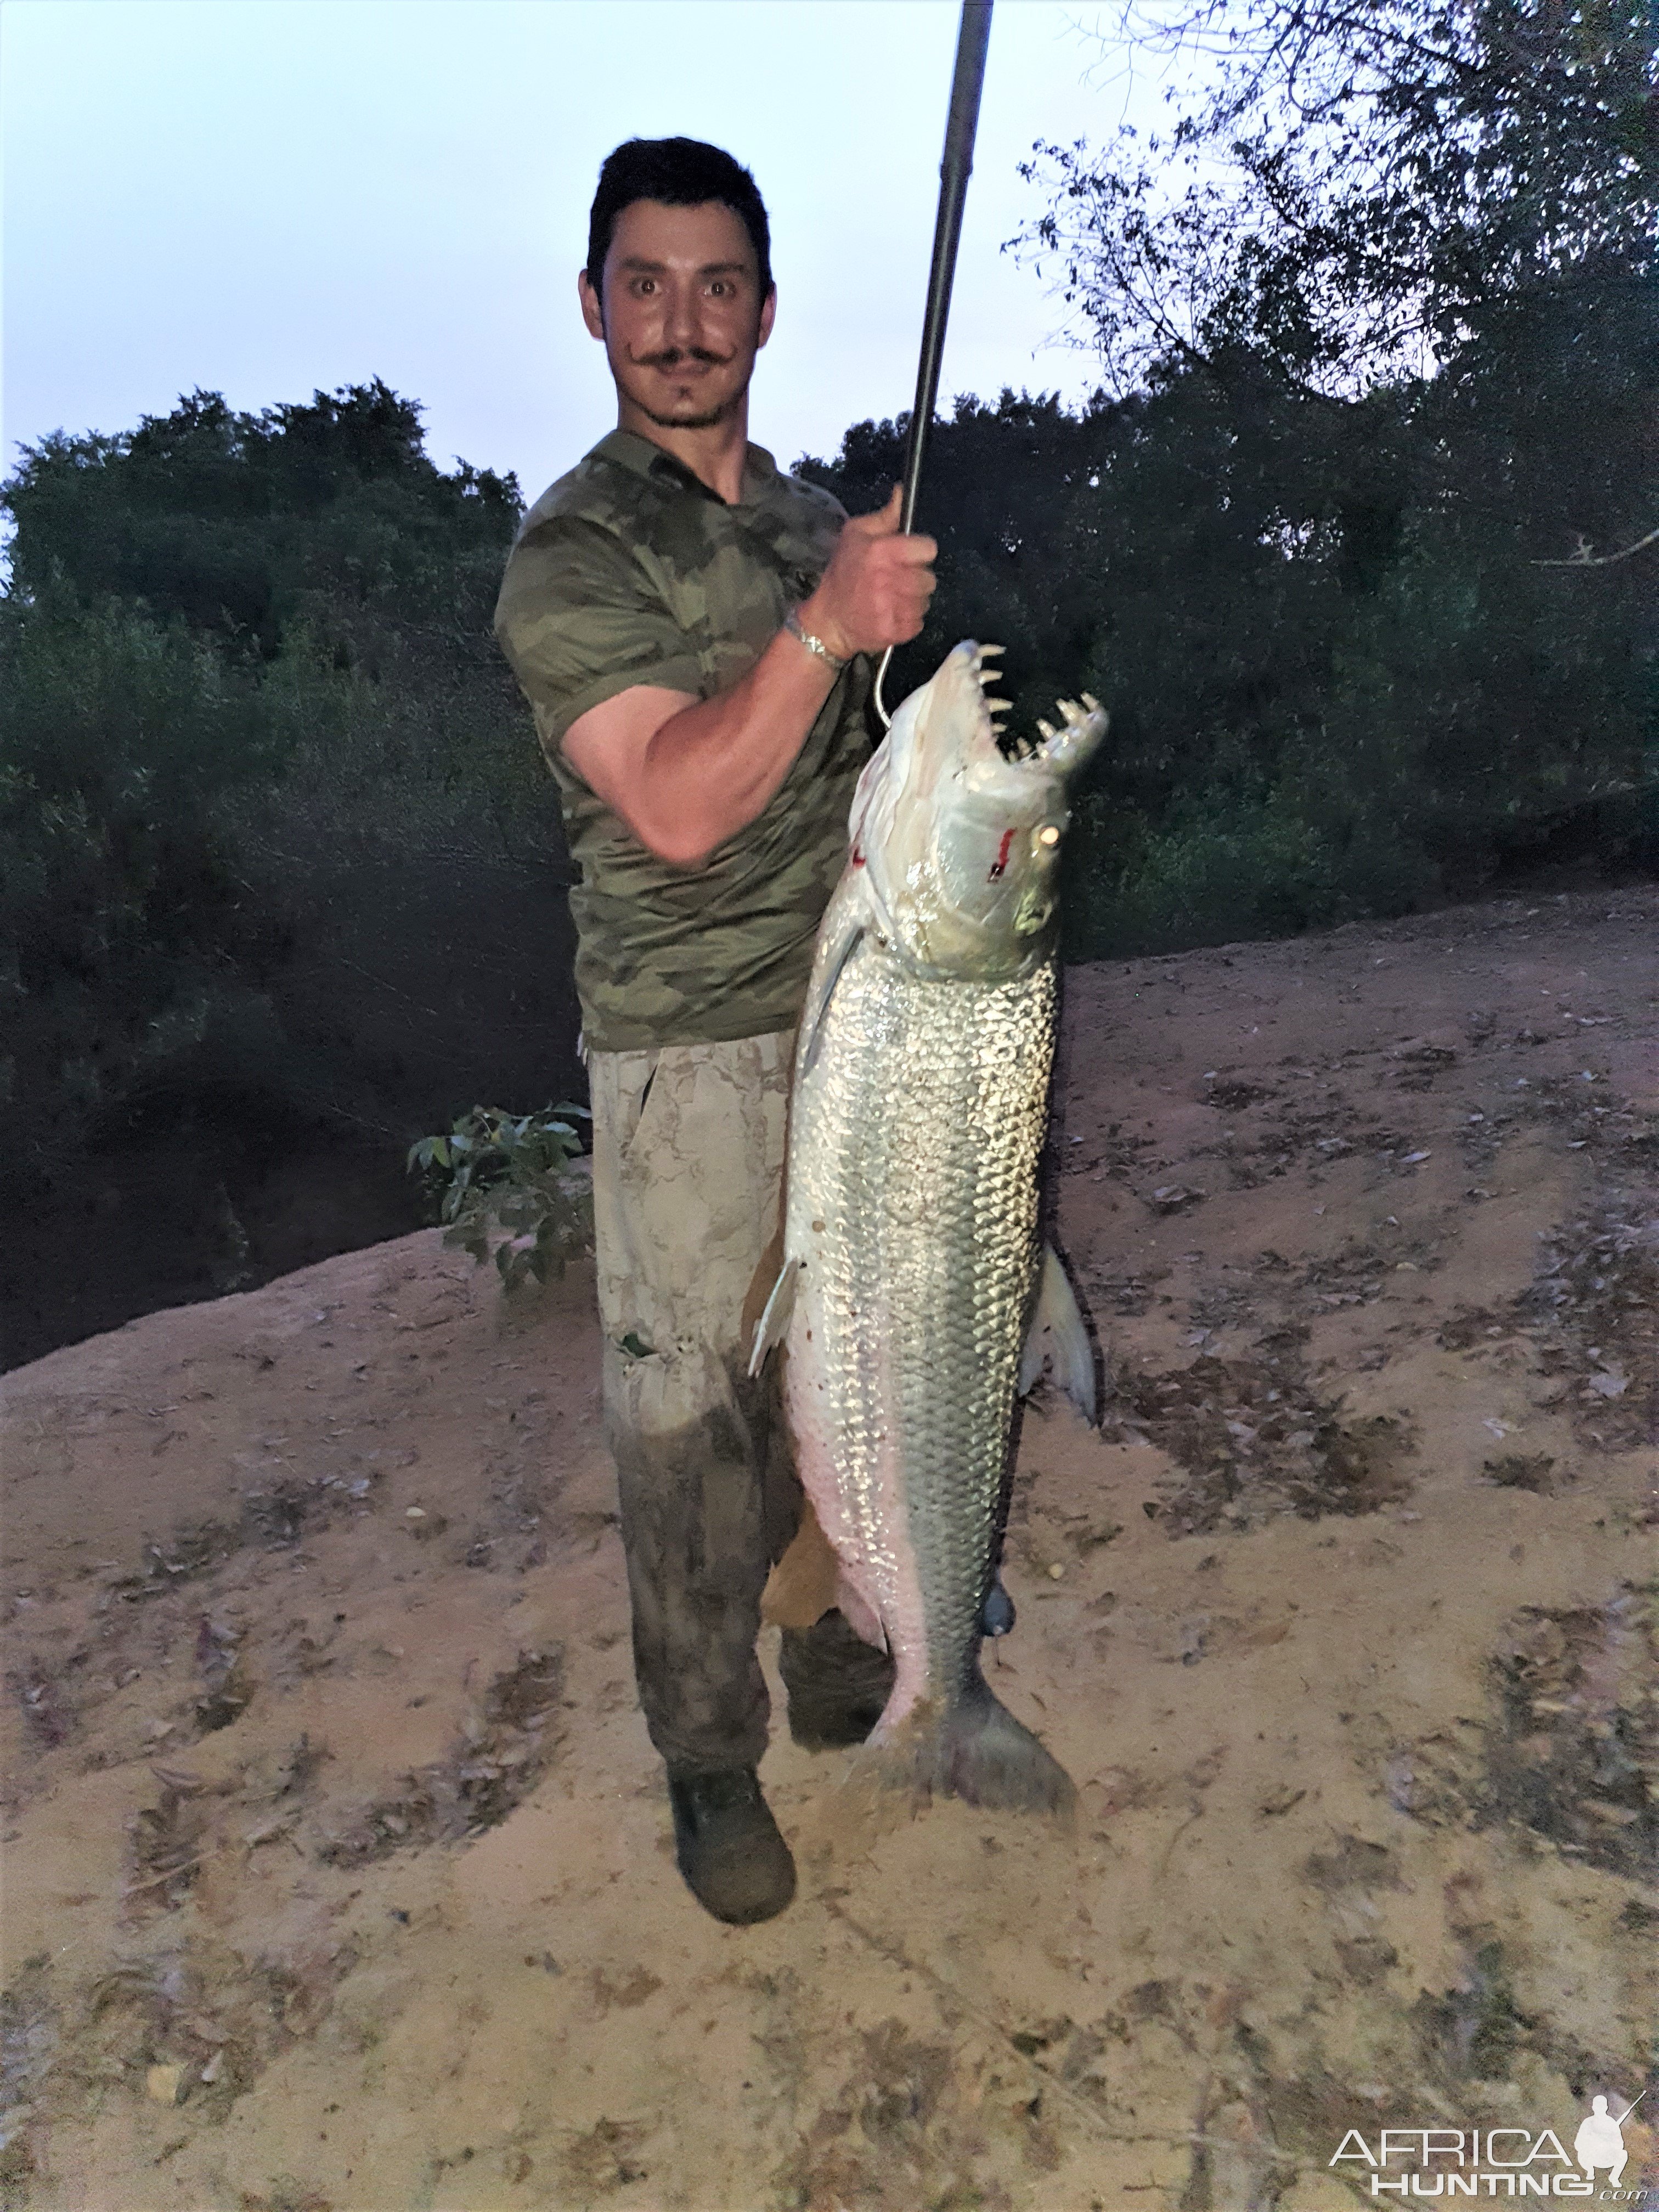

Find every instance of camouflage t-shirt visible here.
[493,428,870,1052]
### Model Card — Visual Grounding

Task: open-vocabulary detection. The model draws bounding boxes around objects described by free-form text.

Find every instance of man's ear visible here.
[757,285,777,351]
[578,268,606,342]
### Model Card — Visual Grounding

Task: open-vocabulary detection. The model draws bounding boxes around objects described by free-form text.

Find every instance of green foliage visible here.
[408,1106,592,1291]
[1068,754,1441,958]
[0,379,580,1186]
[0,589,297,1156]
[4,381,520,657]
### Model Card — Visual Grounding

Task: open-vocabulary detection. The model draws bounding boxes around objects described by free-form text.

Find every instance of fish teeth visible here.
[1036,717,1058,741]
[1081,691,1101,713]
[979,642,1006,656]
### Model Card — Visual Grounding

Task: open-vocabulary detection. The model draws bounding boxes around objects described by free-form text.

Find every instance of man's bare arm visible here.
[563,485,935,868]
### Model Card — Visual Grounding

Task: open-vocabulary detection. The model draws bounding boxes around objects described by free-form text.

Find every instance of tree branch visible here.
[1533,523,1659,568]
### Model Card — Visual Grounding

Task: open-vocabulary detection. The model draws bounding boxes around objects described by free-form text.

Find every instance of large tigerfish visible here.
[750,641,1106,1815]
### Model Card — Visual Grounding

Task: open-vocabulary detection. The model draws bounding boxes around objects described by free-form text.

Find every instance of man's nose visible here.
[663,280,703,349]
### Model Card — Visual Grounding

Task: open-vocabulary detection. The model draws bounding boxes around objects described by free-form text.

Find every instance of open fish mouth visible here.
[857,638,1106,812]
[969,640,1105,774]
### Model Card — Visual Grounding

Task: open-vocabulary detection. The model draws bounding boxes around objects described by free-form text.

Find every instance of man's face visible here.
[580,199,775,433]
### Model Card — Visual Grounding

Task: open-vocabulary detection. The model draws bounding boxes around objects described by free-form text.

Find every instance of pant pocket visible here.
[618,1047,664,1171]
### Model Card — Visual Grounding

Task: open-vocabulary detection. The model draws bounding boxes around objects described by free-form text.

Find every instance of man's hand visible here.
[798,486,936,663]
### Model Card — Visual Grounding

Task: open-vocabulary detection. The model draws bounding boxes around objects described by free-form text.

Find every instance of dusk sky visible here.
[3,1,1172,507]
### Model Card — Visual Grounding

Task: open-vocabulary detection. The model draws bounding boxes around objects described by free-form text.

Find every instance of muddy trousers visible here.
[588,1030,888,1775]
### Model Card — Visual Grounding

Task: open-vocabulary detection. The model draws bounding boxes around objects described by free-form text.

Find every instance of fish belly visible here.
[782,933,1058,1753]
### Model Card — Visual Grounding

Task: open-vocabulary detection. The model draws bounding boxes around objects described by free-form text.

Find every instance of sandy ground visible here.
[3,887,1656,2212]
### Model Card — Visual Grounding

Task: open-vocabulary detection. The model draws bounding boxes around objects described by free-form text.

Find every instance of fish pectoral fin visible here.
[1017,1243,1099,1425]
[797,916,865,1080]
[747,1256,803,1378]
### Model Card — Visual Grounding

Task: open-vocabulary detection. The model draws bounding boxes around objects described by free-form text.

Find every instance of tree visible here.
[1017,0,1657,400]
[0,382,577,1192]
[998,0,1656,934]
[3,379,522,658]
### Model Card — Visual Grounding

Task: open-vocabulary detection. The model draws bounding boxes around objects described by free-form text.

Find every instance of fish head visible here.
[849,641,1108,978]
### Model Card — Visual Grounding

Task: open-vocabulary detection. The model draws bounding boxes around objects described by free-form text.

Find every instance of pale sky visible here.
[2,0,1173,504]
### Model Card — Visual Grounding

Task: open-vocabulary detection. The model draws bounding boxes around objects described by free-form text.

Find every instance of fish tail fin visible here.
[862,1677,1075,1822]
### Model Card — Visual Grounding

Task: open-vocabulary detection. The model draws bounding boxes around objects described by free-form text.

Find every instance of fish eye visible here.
[1035,825,1061,849]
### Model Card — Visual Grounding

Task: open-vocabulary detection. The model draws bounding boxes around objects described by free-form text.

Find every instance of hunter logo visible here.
[1330,2092,1651,2198]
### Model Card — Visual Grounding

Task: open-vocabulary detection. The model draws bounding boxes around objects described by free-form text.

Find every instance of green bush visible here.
[0,592,303,1155]
[409,1105,592,1290]
[1068,759,1440,958]
[1,385,584,1182]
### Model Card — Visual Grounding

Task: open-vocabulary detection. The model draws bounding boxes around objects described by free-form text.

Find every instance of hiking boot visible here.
[667,1767,796,1925]
[781,1610,896,1751]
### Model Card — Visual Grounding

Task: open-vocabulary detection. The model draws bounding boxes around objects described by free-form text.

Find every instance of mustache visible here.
[631,345,733,371]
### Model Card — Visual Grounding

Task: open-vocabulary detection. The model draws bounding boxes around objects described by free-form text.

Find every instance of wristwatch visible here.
[784,606,849,672]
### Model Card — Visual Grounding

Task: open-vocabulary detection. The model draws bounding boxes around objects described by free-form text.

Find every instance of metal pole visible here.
[873,0,994,727]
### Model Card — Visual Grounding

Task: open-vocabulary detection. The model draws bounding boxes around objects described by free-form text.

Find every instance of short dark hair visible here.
[586,137,772,297]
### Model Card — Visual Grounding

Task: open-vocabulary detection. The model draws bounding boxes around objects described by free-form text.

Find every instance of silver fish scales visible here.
[752,642,1105,1814]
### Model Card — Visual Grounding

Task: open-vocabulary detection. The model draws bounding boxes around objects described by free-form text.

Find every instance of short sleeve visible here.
[493,514,707,753]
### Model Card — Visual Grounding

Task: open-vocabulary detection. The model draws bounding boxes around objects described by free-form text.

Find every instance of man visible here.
[494,138,936,1925]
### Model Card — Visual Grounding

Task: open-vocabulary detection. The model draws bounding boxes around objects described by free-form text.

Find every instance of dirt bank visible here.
[3,888,1655,2210]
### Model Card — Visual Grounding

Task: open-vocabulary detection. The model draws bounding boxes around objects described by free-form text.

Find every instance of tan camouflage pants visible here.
[589,1030,805,1774]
